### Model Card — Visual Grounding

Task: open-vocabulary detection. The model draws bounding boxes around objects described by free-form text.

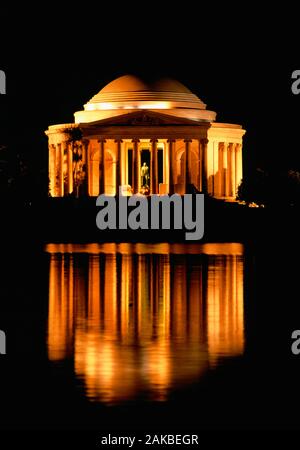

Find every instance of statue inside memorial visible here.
[140,162,150,195]
[141,162,150,187]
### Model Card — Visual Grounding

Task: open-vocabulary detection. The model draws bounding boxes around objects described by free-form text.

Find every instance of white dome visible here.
[74,75,216,123]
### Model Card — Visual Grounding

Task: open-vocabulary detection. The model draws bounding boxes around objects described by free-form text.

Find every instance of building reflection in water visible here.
[46,243,244,404]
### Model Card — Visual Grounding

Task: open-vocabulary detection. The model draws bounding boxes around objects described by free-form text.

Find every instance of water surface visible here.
[46,243,244,405]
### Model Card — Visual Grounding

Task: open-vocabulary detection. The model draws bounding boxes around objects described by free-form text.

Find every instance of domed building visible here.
[45,75,245,200]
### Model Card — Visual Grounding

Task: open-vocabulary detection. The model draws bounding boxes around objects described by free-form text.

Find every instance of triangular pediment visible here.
[81,110,200,128]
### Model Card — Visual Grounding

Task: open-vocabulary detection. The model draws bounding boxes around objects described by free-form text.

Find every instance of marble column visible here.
[230,143,236,197]
[184,139,192,192]
[54,144,59,196]
[198,140,202,192]
[226,143,232,198]
[49,144,56,196]
[235,143,243,191]
[57,143,64,197]
[99,139,106,195]
[201,138,208,193]
[115,139,122,195]
[150,139,158,194]
[132,139,140,193]
[61,143,65,197]
[167,139,175,194]
[222,142,228,197]
[63,141,71,196]
[66,141,73,195]
[213,141,220,197]
[82,139,89,196]
[88,142,94,196]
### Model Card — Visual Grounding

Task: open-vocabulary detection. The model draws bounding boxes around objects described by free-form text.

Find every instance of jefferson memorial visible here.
[45,75,245,200]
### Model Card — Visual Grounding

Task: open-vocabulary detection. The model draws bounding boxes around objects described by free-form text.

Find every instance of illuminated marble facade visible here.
[45,76,245,200]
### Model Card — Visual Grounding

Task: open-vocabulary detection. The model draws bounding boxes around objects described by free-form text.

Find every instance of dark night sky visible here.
[1,6,299,176]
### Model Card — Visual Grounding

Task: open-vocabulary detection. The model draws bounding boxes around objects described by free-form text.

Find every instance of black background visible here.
[1,5,299,176]
[0,4,300,447]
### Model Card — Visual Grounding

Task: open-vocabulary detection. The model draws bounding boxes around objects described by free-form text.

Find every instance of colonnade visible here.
[206,141,243,198]
[48,136,243,200]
